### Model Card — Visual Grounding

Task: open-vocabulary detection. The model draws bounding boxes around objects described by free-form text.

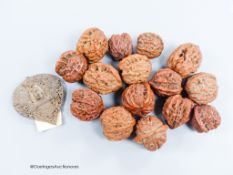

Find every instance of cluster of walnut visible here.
[55,27,221,152]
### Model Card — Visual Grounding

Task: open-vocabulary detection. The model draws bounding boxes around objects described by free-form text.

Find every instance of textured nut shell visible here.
[167,43,202,77]
[55,50,88,83]
[185,72,218,104]
[70,88,104,121]
[136,32,164,58]
[108,33,132,60]
[191,105,221,133]
[122,83,155,116]
[100,106,136,141]
[83,63,122,94]
[134,115,168,151]
[149,68,182,96]
[119,54,152,84]
[13,74,64,124]
[162,95,193,129]
[76,27,108,63]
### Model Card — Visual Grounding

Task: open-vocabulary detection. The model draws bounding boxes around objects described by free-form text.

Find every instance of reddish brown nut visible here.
[119,54,152,84]
[76,27,108,63]
[83,63,122,94]
[122,83,155,116]
[134,115,168,151]
[108,33,132,61]
[191,105,221,133]
[136,32,164,58]
[55,50,88,83]
[162,95,194,129]
[185,72,218,105]
[70,88,104,121]
[100,106,136,141]
[149,68,182,96]
[167,43,202,77]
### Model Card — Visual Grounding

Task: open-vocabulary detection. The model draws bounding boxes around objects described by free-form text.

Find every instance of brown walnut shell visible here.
[70,88,104,121]
[76,27,108,63]
[167,43,202,77]
[162,95,194,129]
[83,63,122,94]
[149,68,182,96]
[185,72,218,105]
[100,106,136,141]
[134,115,168,151]
[55,50,88,83]
[191,105,221,133]
[108,33,132,61]
[136,32,164,58]
[118,54,152,84]
[122,82,155,116]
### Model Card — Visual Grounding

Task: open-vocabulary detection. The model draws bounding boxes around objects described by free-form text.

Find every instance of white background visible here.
[1,0,233,174]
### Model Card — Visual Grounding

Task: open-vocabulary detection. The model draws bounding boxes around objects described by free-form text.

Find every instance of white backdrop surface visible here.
[0,0,233,175]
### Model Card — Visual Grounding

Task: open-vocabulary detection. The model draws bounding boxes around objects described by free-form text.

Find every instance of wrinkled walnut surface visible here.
[13,74,64,124]
[167,43,202,77]
[70,88,104,121]
[119,54,152,84]
[149,68,182,96]
[191,105,221,133]
[108,33,132,60]
[76,27,108,63]
[185,72,218,105]
[122,82,155,116]
[134,115,168,151]
[136,32,164,58]
[162,95,193,129]
[83,63,122,94]
[100,106,136,141]
[55,50,88,83]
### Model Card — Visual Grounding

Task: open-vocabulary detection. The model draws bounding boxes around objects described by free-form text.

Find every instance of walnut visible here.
[76,27,108,63]
[134,115,168,151]
[108,33,132,61]
[185,72,218,105]
[118,54,152,84]
[13,74,64,124]
[83,63,122,94]
[167,43,202,77]
[55,50,88,83]
[149,68,182,96]
[70,88,104,121]
[191,105,221,133]
[122,83,155,116]
[136,32,164,58]
[162,95,194,129]
[100,106,136,141]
